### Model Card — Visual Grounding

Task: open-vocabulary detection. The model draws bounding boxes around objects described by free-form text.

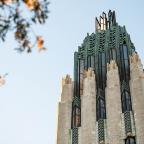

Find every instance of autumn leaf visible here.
[24,0,37,10]
[36,36,47,52]
[37,36,43,48]
[0,76,6,86]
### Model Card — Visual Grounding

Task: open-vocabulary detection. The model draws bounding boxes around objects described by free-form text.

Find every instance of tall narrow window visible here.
[125,91,132,111]
[77,60,80,96]
[125,137,136,144]
[75,107,81,127]
[80,59,84,95]
[102,52,106,89]
[122,90,132,112]
[90,55,95,69]
[98,53,102,88]
[97,97,106,120]
[119,44,130,82]
[72,108,75,127]
[100,98,105,119]
[87,56,91,68]
[112,48,117,60]
[72,106,81,127]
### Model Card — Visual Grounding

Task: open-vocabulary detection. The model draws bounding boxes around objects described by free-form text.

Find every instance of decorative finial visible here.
[84,68,95,78]
[130,52,140,63]
[107,60,117,71]
[62,74,72,88]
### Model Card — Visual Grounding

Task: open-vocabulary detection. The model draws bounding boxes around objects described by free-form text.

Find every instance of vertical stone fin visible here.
[57,75,73,144]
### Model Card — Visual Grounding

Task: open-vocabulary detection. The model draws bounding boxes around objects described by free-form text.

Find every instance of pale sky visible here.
[0,0,144,144]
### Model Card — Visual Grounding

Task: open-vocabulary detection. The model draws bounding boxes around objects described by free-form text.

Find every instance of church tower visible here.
[57,10,144,144]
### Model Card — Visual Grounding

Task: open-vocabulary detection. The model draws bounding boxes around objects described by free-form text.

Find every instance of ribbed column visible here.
[130,52,144,144]
[80,68,97,144]
[57,75,73,144]
[106,60,123,144]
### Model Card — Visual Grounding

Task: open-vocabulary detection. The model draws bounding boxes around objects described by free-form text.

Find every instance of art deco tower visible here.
[57,10,144,144]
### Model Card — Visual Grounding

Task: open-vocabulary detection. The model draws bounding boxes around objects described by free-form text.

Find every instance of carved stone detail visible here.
[84,68,95,78]
[62,74,72,88]
[107,60,117,71]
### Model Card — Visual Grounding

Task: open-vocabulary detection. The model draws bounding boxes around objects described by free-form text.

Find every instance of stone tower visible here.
[57,10,144,144]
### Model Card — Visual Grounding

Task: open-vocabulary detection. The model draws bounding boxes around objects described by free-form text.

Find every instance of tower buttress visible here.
[81,68,97,144]
[106,60,123,144]
[130,52,144,144]
[57,75,73,144]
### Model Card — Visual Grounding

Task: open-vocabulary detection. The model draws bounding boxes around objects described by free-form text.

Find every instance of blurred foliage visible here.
[0,0,49,52]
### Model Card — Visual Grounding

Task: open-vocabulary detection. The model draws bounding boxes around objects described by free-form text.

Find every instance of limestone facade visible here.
[57,54,144,144]
[80,68,97,144]
[57,75,73,144]
[106,60,123,144]
[130,52,144,144]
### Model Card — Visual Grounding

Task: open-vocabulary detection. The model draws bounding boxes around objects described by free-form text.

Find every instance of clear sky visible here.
[0,0,144,144]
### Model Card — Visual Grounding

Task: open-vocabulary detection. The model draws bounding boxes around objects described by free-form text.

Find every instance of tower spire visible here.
[95,10,116,32]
